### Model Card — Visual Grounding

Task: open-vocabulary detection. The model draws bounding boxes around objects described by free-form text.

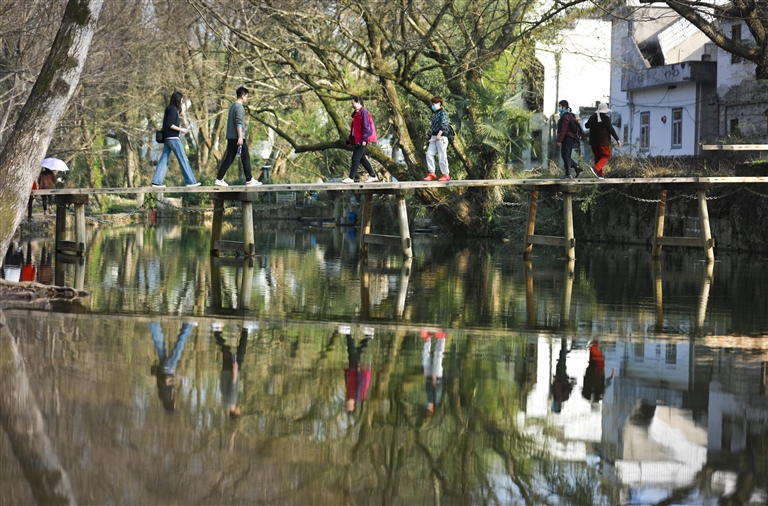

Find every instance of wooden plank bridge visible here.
[31,176,768,262]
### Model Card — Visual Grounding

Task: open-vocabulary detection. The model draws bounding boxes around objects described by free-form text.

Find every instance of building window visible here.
[731,24,742,64]
[623,124,629,145]
[671,108,683,148]
[666,343,677,364]
[530,130,542,162]
[633,342,644,362]
[640,112,650,150]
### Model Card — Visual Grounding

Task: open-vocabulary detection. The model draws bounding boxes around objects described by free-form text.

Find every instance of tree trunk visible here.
[116,130,140,188]
[0,0,104,259]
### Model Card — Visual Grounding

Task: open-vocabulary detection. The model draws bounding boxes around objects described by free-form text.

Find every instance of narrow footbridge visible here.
[31,176,768,262]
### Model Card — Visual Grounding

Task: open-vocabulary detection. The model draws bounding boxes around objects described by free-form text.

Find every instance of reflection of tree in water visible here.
[9,315,765,504]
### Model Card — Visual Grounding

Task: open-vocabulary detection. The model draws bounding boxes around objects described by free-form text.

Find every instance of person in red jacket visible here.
[555,100,584,180]
[341,96,378,184]
[582,339,615,405]
[341,325,373,412]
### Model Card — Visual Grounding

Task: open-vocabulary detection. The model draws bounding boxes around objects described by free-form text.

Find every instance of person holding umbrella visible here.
[28,158,67,220]
[38,165,57,215]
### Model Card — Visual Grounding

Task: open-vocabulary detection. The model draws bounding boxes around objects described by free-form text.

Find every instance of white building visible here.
[608,6,719,157]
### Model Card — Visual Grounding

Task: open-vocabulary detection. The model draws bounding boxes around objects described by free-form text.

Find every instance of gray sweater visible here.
[226,101,245,140]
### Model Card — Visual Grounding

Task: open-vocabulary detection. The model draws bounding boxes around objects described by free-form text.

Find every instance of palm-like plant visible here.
[452,82,534,176]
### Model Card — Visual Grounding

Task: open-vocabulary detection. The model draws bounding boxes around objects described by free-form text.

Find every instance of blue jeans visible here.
[150,322,194,374]
[152,138,197,185]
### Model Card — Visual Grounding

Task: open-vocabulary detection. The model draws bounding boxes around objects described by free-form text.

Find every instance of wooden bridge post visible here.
[396,193,413,258]
[242,201,255,256]
[698,189,715,263]
[523,191,539,260]
[239,257,254,309]
[652,259,663,333]
[652,190,667,259]
[696,261,714,334]
[396,257,413,319]
[74,202,86,256]
[561,259,575,324]
[359,192,373,261]
[562,193,575,261]
[210,196,224,256]
[524,260,535,326]
[54,194,89,256]
[55,202,67,246]
[209,193,256,256]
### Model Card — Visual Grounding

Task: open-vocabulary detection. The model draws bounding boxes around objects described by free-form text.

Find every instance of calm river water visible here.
[1,221,767,505]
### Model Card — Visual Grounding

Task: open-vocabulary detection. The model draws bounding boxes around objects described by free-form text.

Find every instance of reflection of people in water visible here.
[2,242,24,282]
[20,242,36,282]
[421,329,446,415]
[342,325,373,413]
[582,339,615,406]
[37,243,53,285]
[212,322,258,418]
[551,339,574,414]
[150,322,196,411]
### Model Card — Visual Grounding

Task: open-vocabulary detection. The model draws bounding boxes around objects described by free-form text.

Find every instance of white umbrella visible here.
[41,157,69,172]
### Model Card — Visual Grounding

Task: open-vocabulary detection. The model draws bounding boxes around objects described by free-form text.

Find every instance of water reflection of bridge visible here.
[525,258,715,336]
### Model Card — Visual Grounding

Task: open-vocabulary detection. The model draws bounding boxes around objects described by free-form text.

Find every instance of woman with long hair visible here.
[151,91,200,188]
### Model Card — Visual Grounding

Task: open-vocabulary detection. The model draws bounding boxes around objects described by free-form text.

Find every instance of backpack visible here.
[568,113,585,141]
[367,111,378,143]
[447,121,456,140]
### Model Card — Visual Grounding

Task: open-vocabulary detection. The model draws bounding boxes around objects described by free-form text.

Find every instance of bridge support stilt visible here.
[358,190,413,261]
[650,185,715,262]
[522,184,578,260]
[54,194,89,256]
[209,192,256,257]
[524,258,575,330]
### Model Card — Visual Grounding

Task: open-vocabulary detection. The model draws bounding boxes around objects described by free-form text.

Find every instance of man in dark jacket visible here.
[556,100,583,179]
[585,103,621,179]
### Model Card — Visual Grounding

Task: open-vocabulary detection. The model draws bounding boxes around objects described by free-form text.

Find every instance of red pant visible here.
[591,145,612,176]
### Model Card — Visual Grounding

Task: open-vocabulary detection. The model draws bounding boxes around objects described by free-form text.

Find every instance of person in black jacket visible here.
[584,103,621,179]
[555,100,583,179]
[151,91,200,188]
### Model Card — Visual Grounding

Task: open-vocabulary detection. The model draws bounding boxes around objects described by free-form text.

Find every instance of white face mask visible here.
[431,104,439,111]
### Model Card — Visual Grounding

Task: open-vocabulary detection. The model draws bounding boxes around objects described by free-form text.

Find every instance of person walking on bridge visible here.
[424,96,451,182]
[151,91,200,188]
[556,100,583,180]
[341,96,378,184]
[215,87,261,187]
[585,103,621,179]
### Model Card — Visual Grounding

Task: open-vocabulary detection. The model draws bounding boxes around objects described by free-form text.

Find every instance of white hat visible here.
[596,103,611,114]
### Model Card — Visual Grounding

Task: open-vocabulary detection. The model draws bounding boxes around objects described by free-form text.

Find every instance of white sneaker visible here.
[214,179,229,187]
[186,182,201,187]
[151,183,166,188]
[338,325,351,335]
[341,177,354,184]
[366,175,379,183]
[363,326,375,337]
[588,167,598,178]
[242,321,259,331]
[245,179,262,186]
[212,322,223,332]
